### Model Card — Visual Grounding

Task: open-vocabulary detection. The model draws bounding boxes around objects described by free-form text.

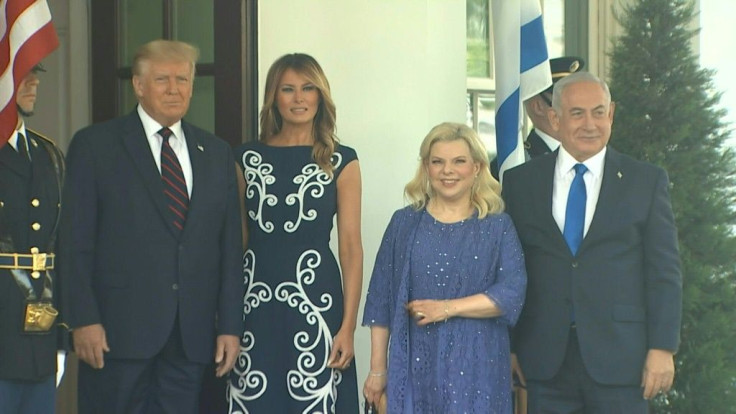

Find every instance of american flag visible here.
[0,0,58,147]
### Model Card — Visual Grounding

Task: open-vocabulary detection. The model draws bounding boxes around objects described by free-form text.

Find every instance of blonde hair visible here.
[132,39,199,77]
[404,122,503,218]
[260,53,338,176]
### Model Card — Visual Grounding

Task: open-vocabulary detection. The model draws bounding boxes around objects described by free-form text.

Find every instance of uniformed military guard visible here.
[491,56,585,179]
[0,64,66,413]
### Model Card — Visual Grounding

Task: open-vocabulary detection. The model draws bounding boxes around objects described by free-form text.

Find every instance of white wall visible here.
[259,0,466,399]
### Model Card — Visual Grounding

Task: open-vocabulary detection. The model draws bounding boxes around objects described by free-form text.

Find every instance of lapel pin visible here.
[617,171,623,179]
[197,144,204,152]
[30,138,38,147]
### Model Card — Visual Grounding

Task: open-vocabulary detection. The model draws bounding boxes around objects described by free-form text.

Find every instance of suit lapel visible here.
[119,112,179,237]
[535,153,572,256]
[180,121,204,230]
[578,148,625,253]
[527,131,552,157]
[28,135,51,185]
[534,154,556,222]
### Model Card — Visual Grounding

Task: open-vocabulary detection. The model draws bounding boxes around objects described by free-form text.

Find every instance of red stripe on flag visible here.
[0,0,59,147]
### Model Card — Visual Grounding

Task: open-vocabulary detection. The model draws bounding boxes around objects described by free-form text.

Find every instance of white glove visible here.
[56,350,66,387]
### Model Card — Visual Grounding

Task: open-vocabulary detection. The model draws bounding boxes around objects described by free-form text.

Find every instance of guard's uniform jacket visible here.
[0,129,65,381]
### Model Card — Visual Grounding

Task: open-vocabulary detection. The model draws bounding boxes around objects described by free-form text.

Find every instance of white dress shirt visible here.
[137,105,193,197]
[9,122,30,159]
[552,146,606,237]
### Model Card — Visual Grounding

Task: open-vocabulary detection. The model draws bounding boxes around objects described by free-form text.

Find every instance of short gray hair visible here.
[551,71,611,113]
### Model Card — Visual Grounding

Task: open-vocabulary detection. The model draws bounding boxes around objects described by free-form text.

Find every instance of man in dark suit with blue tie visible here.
[491,57,585,180]
[503,71,682,413]
[60,40,244,413]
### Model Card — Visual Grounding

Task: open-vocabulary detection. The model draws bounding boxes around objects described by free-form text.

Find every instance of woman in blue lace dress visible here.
[362,123,526,413]
[228,54,362,413]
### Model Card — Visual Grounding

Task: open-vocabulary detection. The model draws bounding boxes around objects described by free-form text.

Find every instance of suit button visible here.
[31,199,40,207]
[0,200,4,207]
[172,283,179,290]
[572,262,578,268]
[31,222,41,231]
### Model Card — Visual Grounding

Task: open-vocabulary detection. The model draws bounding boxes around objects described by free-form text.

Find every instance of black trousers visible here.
[526,328,649,414]
[78,322,206,414]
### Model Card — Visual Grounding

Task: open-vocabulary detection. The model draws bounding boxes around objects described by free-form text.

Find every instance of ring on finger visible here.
[416,311,425,318]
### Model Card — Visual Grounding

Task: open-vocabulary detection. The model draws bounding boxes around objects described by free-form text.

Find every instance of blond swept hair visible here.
[132,39,200,77]
[404,122,504,218]
[260,53,338,176]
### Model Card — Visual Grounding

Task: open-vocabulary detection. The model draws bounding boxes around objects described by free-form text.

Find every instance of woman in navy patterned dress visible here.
[362,123,527,413]
[228,54,362,413]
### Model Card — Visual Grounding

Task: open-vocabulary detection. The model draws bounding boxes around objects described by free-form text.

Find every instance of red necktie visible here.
[159,127,188,232]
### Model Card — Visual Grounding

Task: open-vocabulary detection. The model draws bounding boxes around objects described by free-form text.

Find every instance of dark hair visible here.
[260,53,338,176]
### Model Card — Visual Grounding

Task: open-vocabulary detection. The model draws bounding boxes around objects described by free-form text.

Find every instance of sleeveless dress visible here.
[228,142,359,414]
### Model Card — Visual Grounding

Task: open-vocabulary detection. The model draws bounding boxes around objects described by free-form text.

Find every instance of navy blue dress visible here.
[228,142,359,414]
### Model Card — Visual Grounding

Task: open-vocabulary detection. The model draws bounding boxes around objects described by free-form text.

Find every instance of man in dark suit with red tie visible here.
[503,71,682,413]
[60,40,244,413]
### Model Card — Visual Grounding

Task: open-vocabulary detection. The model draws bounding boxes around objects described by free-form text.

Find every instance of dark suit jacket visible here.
[60,111,244,364]
[502,147,682,386]
[524,129,553,158]
[0,130,64,381]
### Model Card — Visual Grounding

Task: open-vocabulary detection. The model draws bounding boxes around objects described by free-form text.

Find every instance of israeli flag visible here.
[492,0,551,182]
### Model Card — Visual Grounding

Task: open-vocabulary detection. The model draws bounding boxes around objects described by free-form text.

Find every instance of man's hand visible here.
[214,334,240,377]
[641,349,675,399]
[72,323,110,369]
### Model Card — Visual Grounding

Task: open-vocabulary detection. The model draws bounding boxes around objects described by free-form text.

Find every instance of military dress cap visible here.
[543,56,585,94]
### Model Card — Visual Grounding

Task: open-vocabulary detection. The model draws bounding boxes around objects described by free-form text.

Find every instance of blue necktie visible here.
[563,163,587,256]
